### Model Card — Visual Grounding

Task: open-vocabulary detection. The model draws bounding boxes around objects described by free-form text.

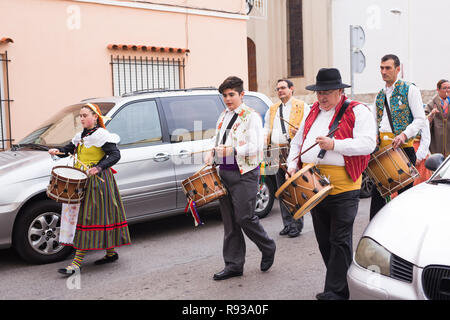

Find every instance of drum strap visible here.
[317,99,351,159]
[218,112,239,146]
[384,95,396,134]
[279,104,291,143]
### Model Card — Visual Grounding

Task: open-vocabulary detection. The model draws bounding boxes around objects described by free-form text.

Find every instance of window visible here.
[107,100,162,147]
[243,95,269,125]
[160,95,224,142]
[287,0,304,77]
[111,55,185,96]
[0,51,12,150]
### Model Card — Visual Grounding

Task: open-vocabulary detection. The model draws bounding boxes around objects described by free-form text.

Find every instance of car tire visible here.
[254,177,275,219]
[13,200,73,264]
[360,172,374,199]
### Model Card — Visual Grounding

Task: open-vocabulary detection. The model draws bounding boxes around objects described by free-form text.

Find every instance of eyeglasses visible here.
[275,86,288,91]
[440,87,450,91]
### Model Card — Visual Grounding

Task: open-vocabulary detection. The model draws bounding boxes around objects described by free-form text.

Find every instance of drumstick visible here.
[189,148,214,156]
[383,136,394,141]
[278,116,299,130]
[292,127,339,162]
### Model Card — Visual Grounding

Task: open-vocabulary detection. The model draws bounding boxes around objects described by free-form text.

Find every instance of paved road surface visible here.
[0,198,372,300]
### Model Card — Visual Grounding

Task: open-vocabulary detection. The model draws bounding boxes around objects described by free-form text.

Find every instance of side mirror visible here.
[425,153,445,172]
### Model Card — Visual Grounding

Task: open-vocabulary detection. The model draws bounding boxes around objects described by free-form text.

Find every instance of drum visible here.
[275,164,334,220]
[366,145,419,198]
[47,166,89,204]
[181,166,227,207]
[263,143,290,175]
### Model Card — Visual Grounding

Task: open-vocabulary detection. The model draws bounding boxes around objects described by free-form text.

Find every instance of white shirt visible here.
[287,103,376,171]
[416,117,431,161]
[373,79,426,139]
[263,99,311,145]
[217,104,263,157]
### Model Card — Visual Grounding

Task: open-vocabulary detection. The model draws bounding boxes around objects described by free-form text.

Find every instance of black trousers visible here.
[369,146,416,220]
[218,167,276,272]
[311,189,360,300]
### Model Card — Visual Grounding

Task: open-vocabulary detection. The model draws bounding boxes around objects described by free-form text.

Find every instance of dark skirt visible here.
[70,168,131,250]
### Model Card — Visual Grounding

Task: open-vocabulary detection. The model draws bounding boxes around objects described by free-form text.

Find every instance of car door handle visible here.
[178,150,191,158]
[153,152,170,162]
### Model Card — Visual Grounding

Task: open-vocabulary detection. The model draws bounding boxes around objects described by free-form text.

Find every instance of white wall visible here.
[332,0,450,94]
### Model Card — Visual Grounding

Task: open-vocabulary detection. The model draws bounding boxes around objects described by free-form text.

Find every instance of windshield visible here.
[429,156,450,182]
[18,103,115,147]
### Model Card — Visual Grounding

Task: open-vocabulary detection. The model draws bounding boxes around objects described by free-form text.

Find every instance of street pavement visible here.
[0,198,372,300]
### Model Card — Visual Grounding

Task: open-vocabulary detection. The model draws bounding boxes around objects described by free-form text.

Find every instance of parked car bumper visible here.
[347,261,426,300]
[0,202,21,249]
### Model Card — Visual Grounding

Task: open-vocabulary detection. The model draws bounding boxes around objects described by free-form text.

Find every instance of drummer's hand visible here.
[316,136,334,151]
[289,127,298,137]
[87,167,100,176]
[204,150,214,166]
[215,145,234,158]
[48,148,60,156]
[286,168,296,180]
[392,133,407,149]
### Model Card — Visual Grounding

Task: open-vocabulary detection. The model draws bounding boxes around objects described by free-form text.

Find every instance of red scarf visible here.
[298,96,370,182]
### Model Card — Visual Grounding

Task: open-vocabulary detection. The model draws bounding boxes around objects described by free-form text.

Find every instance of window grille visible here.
[110,55,186,96]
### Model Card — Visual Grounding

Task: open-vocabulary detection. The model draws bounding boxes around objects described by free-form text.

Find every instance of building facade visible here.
[248,0,447,103]
[0,0,248,147]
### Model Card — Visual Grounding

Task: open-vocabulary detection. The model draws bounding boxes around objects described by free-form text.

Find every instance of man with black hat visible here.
[286,68,376,300]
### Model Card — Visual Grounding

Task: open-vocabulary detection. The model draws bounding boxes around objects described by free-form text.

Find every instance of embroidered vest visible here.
[267,98,305,145]
[298,96,370,182]
[375,80,414,136]
[215,104,263,175]
[75,144,105,170]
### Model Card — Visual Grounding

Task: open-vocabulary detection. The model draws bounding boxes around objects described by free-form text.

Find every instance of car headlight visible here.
[355,237,391,277]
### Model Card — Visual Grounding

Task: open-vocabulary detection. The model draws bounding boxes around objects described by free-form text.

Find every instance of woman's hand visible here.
[87,167,100,176]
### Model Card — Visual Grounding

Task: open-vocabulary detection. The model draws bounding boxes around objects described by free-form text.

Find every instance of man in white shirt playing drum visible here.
[286,68,376,300]
[263,79,309,238]
[370,54,427,220]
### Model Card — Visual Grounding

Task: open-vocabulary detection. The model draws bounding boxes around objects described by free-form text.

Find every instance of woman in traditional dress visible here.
[48,103,131,275]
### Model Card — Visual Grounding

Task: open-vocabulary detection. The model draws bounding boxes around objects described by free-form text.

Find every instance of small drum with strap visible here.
[275,164,334,220]
[181,166,227,207]
[365,145,419,198]
[263,143,290,175]
[47,166,89,204]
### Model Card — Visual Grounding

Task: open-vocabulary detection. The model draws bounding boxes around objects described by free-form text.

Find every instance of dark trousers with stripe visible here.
[311,189,361,299]
[369,146,416,220]
[218,167,276,272]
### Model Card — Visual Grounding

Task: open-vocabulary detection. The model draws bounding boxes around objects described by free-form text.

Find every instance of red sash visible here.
[298,96,370,182]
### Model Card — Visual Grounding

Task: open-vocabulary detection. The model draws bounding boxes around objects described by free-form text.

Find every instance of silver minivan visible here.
[0,88,276,264]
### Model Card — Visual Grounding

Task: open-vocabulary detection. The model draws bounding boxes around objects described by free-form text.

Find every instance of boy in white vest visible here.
[205,76,276,281]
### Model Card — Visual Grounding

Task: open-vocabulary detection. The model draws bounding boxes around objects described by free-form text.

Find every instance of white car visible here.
[348,154,450,300]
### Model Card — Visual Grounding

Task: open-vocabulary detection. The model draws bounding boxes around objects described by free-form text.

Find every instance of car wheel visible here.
[360,172,374,199]
[13,200,72,264]
[254,177,275,219]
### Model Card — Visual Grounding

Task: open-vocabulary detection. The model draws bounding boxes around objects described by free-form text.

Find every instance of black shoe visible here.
[57,265,80,276]
[279,226,290,236]
[213,269,243,281]
[261,247,276,272]
[94,252,119,265]
[288,227,300,238]
[316,291,346,300]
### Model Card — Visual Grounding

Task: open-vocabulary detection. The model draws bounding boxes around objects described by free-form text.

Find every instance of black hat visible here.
[305,68,351,91]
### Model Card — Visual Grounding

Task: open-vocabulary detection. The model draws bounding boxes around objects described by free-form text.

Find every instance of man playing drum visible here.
[286,68,376,300]
[204,76,276,281]
[263,79,309,238]
[370,54,427,220]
